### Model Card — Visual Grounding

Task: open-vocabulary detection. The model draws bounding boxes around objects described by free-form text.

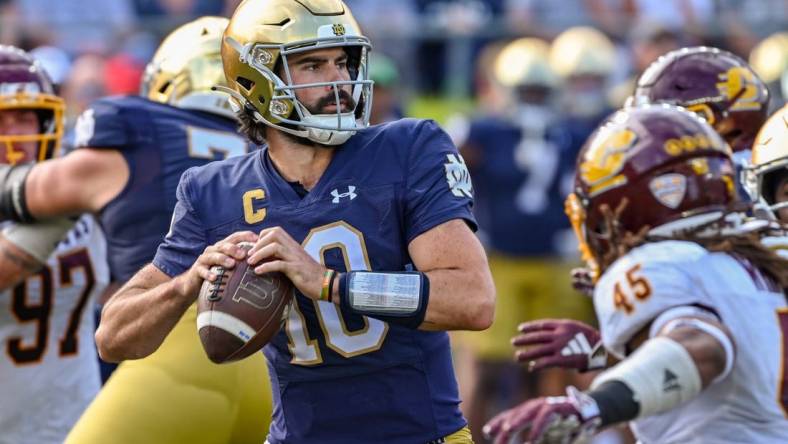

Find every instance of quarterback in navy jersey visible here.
[95,1,495,443]
[0,19,273,443]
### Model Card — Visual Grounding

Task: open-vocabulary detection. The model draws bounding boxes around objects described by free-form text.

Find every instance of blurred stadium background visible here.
[2,0,786,124]
[2,1,785,443]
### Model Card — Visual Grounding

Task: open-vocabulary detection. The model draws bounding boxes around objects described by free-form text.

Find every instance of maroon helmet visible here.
[565,104,737,277]
[633,46,769,153]
[0,45,64,164]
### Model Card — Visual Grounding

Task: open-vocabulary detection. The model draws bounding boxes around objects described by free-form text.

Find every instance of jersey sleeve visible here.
[593,241,710,359]
[73,99,133,148]
[403,120,477,243]
[152,168,207,277]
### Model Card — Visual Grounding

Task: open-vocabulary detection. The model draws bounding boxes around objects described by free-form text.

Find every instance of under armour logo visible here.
[663,369,680,392]
[331,186,357,203]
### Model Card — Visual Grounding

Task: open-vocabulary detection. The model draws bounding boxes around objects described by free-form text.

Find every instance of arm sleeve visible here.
[152,169,207,277]
[404,120,477,243]
[73,100,132,148]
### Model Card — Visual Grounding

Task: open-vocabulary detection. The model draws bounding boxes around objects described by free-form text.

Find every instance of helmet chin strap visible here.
[298,109,358,146]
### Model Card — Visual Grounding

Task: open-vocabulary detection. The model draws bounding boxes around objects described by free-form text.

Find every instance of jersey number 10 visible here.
[285,221,389,365]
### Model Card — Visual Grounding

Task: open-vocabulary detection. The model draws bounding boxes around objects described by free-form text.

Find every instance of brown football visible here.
[196,242,293,363]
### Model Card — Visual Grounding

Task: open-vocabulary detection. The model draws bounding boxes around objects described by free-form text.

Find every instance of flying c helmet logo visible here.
[716,67,762,112]
[580,128,638,197]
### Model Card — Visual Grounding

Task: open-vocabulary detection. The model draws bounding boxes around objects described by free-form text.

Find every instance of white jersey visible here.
[0,216,109,444]
[594,240,788,444]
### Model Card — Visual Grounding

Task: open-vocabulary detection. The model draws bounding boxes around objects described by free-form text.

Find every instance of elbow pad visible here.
[590,336,702,418]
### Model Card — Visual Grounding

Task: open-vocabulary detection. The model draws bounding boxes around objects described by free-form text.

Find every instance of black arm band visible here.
[586,381,640,427]
[338,271,430,329]
[0,164,35,223]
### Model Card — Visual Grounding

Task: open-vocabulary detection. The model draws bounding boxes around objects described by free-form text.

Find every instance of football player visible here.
[549,27,617,123]
[749,32,788,107]
[567,46,772,294]
[485,104,788,443]
[0,46,110,444]
[0,19,272,443]
[95,1,495,443]
[451,36,593,440]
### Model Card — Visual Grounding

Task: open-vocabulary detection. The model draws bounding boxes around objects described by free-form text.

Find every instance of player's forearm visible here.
[326,266,494,331]
[419,267,495,331]
[96,269,196,362]
[588,322,732,424]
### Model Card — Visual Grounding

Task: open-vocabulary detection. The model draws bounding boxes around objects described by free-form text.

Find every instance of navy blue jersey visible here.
[153,119,475,444]
[464,115,578,256]
[73,96,250,282]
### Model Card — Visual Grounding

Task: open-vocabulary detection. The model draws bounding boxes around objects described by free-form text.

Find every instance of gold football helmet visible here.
[549,27,616,79]
[749,32,788,85]
[141,16,235,119]
[749,104,788,218]
[494,38,557,89]
[221,0,373,145]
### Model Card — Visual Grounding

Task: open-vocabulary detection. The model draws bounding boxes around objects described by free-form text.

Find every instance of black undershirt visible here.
[287,180,309,198]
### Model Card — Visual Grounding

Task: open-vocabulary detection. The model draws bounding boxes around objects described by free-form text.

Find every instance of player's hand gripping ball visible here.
[197,242,293,363]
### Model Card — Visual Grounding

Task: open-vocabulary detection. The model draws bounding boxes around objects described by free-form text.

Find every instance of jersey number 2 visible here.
[285,221,389,365]
[7,249,95,365]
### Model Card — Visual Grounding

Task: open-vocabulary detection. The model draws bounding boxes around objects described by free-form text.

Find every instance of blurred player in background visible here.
[513,47,785,398]
[568,45,772,294]
[749,32,788,109]
[452,36,593,441]
[549,27,617,142]
[367,52,404,124]
[0,45,110,444]
[486,104,788,444]
[0,19,272,443]
[545,29,619,296]
[96,0,496,443]
[65,17,272,444]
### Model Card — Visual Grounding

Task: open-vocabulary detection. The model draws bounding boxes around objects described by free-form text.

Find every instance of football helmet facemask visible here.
[141,16,235,119]
[0,45,64,165]
[633,46,769,153]
[221,0,373,146]
[748,104,788,219]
